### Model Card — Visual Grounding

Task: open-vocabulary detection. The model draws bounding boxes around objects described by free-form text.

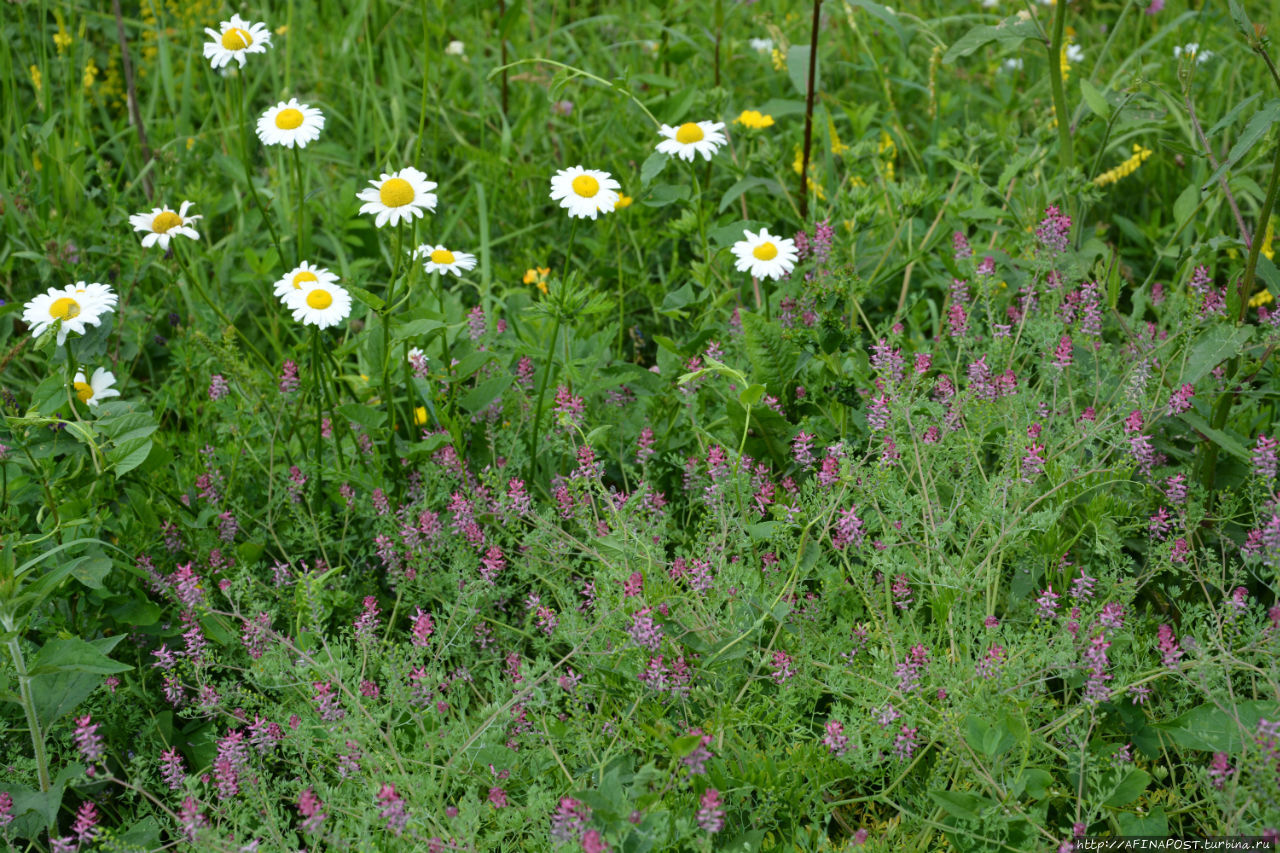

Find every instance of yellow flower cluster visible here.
[1261,216,1275,261]
[734,110,774,129]
[771,48,787,71]
[791,147,826,200]
[878,131,897,182]
[1094,144,1152,188]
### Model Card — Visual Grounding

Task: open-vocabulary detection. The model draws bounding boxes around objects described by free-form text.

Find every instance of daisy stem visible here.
[231,72,287,266]
[310,327,325,505]
[434,272,453,372]
[615,217,625,358]
[527,313,563,484]
[174,245,271,371]
[561,218,580,284]
[690,167,710,278]
[292,145,305,261]
[381,224,405,461]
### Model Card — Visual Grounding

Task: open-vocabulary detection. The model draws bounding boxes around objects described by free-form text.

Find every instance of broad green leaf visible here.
[1203,100,1280,190]
[459,375,513,414]
[336,403,387,429]
[718,176,781,214]
[1101,769,1150,808]
[943,15,1041,64]
[109,436,153,476]
[1153,700,1280,752]
[1117,806,1168,835]
[347,284,386,311]
[1183,325,1253,385]
[640,151,669,186]
[642,184,690,207]
[929,790,994,820]
[1079,79,1110,119]
[787,45,817,98]
[739,383,766,406]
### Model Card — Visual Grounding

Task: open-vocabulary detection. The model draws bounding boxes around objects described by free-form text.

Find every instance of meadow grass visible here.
[2,0,1280,850]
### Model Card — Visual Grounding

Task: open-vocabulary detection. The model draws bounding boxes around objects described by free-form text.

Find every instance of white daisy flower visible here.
[273,261,339,302]
[203,15,272,69]
[256,99,325,149]
[656,121,727,162]
[62,281,119,318]
[445,40,465,56]
[130,201,201,250]
[1065,44,1084,63]
[356,167,438,228]
[22,283,113,346]
[1173,43,1212,64]
[285,280,352,330]
[749,37,774,53]
[408,346,426,363]
[73,367,121,408]
[731,228,799,281]
[548,166,621,220]
[414,244,477,277]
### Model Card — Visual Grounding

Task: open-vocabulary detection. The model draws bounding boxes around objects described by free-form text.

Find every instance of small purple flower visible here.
[697,788,725,833]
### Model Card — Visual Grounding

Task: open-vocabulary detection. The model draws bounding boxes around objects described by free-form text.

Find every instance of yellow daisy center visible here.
[50,297,81,320]
[380,178,415,207]
[275,108,304,130]
[571,175,599,198]
[74,381,95,403]
[675,122,705,144]
[753,242,779,261]
[430,248,456,265]
[292,270,318,289]
[152,211,182,233]
[307,289,334,310]
[221,27,252,50]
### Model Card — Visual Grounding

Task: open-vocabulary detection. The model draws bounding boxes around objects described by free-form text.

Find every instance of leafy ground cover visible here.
[3,0,1280,850]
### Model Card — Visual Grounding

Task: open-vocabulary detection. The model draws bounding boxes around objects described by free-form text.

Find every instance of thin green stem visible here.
[231,73,287,264]
[382,224,406,474]
[527,314,564,484]
[3,620,51,793]
[1046,0,1075,174]
[1240,140,1280,320]
[174,245,272,370]
[292,145,305,261]
[310,327,325,505]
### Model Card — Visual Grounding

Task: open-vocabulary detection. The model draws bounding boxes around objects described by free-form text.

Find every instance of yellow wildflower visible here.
[523,267,550,295]
[734,109,774,129]
[83,58,99,90]
[792,146,827,199]
[275,24,289,35]
[54,27,72,53]
[186,137,195,151]
[771,48,787,71]
[1094,144,1152,188]
[615,193,633,208]
[1261,217,1275,261]
[414,406,428,426]
[30,64,42,95]
[1249,288,1274,308]
[828,117,848,155]
[878,131,897,182]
